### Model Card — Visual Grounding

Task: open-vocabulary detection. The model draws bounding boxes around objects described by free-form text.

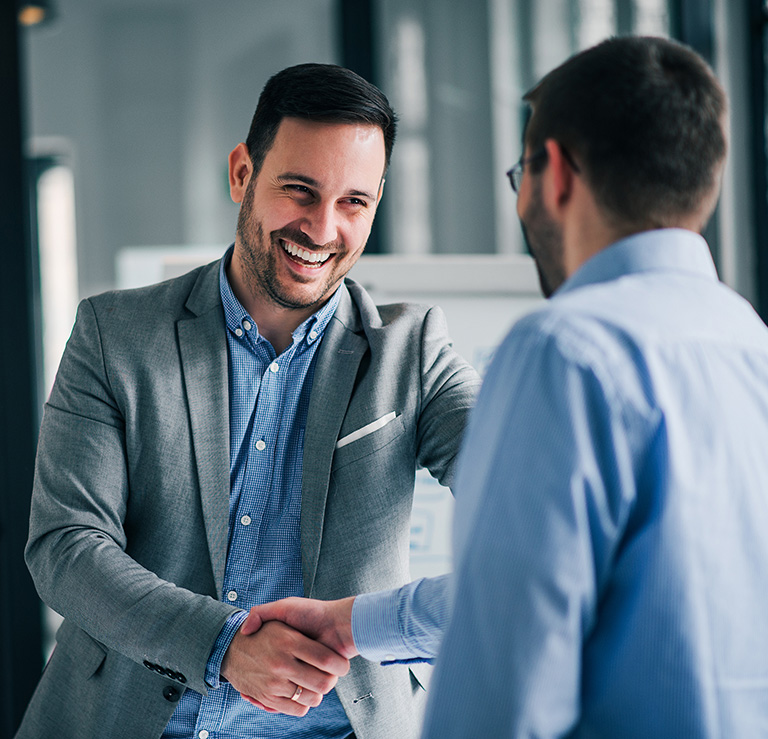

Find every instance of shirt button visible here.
[255,439,266,451]
[243,320,252,331]
[198,731,210,739]
[384,654,396,662]
[234,328,243,337]
[240,515,252,526]
[227,590,238,602]
[309,330,318,341]
[269,362,279,373]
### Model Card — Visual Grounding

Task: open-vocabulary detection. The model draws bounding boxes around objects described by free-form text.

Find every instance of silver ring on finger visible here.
[290,684,303,702]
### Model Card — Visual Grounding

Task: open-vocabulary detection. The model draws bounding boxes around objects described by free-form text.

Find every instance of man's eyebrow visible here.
[277,172,376,201]
[278,172,321,188]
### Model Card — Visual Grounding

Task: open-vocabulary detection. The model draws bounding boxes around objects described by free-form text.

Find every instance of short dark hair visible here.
[523,36,727,230]
[245,63,397,178]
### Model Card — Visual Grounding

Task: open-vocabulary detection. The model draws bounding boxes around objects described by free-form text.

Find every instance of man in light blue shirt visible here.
[245,37,768,737]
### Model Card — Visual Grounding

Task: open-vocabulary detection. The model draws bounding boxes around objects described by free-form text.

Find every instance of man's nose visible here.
[300,202,339,247]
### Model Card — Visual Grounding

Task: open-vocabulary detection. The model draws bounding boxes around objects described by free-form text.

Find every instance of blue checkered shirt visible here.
[163,247,352,739]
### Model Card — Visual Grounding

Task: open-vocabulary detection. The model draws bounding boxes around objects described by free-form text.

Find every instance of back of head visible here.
[246,63,397,177]
[524,36,728,232]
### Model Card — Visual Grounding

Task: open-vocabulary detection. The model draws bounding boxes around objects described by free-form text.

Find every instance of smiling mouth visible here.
[280,239,333,267]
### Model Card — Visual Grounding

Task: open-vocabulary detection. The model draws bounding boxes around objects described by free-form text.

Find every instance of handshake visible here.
[220,596,358,717]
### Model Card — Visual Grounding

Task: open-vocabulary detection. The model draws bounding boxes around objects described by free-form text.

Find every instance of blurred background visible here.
[2,0,767,733]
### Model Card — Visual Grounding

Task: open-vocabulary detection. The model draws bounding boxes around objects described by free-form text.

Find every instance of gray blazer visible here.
[17,259,480,739]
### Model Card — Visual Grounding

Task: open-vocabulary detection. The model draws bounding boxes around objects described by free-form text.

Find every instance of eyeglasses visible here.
[506,149,547,193]
[506,146,581,194]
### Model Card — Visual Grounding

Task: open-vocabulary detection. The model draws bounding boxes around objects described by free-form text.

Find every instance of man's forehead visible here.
[261,117,386,192]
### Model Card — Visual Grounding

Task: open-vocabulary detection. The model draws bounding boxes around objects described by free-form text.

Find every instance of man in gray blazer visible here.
[18,64,479,739]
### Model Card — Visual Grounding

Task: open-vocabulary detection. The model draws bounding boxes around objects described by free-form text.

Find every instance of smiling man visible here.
[18,64,480,739]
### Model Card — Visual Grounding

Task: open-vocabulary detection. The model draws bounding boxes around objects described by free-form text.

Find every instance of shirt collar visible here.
[218,244,341,347]
[556,228,718,298]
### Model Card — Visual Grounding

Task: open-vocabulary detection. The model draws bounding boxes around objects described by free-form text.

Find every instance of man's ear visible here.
[228,143,253,204]
[541,138,576,212]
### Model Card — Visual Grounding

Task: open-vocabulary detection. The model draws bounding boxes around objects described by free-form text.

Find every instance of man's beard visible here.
[235,182,343,311]
[520,181,566,298]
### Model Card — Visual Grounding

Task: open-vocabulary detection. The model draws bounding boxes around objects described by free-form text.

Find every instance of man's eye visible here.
[287,185,311,194]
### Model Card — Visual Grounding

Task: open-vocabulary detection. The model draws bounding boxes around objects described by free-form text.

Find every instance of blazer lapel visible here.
[178,262,230,595]
[301,285,367,596]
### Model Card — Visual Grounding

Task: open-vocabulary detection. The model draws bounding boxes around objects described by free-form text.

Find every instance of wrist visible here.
[334,596,357,658]
[215,611,248,686]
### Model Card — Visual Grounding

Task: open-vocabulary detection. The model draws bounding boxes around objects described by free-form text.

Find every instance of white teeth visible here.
[281,240,331,264]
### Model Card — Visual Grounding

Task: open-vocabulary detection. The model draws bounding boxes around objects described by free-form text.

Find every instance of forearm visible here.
[27,410,236,693]
[27,520,236,693]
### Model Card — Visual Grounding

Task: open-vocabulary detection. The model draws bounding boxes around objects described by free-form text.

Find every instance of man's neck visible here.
[561,189,637,281]
[226,258,318,355]
[249,302,312,355]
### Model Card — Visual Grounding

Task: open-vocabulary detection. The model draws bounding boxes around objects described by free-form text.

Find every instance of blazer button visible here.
[143,660,155,671]
[163,685,181,702]
[167,669,187,683]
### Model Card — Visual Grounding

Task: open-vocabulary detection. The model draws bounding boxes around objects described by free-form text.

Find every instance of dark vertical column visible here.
[671,0,715,62]
[750,0,768,322]
[615,0,635,35]
[339,0,377,86]
[517,0,536,94]
[670,0,720,265]
[0,4,44,735]
[338,0,384,253]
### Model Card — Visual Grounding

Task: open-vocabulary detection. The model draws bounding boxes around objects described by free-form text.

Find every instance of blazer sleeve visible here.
[25,298,236,695]
[415,306,482,489]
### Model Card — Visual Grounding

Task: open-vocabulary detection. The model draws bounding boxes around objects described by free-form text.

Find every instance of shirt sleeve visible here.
[421,316,640,738]
[204,610,248,689]
[351,575,452,664]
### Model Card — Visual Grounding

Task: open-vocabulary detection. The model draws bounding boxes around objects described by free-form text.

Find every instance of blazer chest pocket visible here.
[331,413,405,472]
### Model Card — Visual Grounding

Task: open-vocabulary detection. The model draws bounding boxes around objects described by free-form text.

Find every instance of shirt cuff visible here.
[205,610,248,689]
[351,583,438,665]
[352,588,405,662]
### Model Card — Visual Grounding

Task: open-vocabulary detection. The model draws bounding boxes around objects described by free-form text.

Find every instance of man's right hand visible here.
[220,620,350,716]
[241,596,358,659]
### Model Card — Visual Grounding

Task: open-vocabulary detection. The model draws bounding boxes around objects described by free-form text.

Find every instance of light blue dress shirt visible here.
[417,228,768,737]
[164,247,352,739]
[351,229,768,736]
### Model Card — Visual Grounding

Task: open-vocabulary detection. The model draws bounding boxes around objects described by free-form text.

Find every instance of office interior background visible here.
[1,0,766,733]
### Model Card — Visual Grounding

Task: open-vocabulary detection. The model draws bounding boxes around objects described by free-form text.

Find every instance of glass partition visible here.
[375,0,671,257]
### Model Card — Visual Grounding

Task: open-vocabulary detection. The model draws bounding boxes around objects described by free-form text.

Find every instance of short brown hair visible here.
[524,36,727,230]
[245,63,397,179]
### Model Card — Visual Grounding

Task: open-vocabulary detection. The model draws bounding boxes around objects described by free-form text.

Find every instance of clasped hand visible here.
[220,596,356,717]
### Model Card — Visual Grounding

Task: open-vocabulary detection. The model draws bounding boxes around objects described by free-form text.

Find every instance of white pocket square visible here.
[335,411,397,449]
